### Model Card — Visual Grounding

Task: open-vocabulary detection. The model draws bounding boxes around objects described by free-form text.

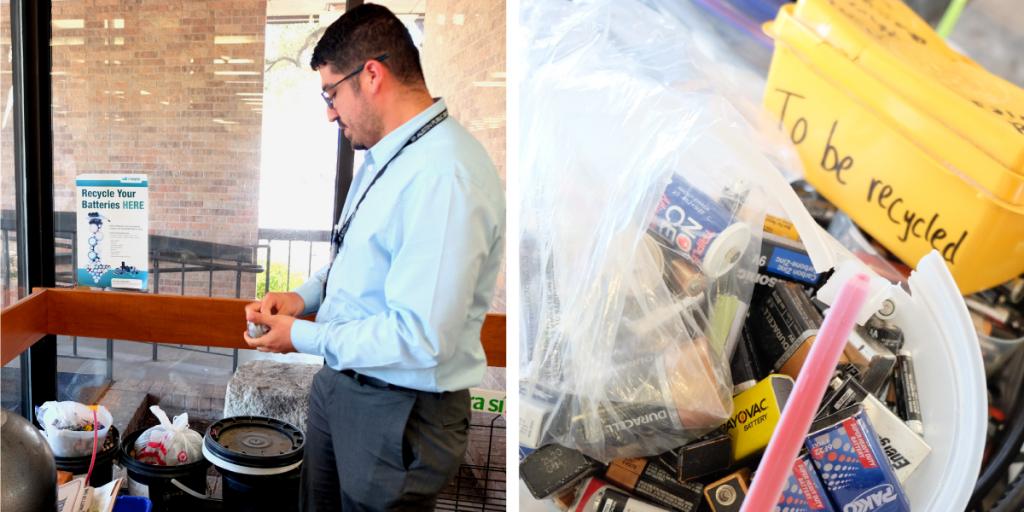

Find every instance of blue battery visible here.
[804,405,909,512]
[774,453,836,512]
[650,174,750,278]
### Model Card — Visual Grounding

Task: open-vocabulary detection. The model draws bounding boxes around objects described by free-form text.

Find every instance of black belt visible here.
[339,368,444,398]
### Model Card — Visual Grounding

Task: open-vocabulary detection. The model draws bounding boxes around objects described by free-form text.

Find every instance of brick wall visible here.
[421,0,507,311]
[45,0,267,297]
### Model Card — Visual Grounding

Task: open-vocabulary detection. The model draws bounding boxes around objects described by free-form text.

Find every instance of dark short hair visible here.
[310,3,424,86]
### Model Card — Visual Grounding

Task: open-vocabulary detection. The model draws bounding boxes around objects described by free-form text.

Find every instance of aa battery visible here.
[604,458,703,512]
[746,282,823,379]
[892,350,924,436]
[805,405,910,512]
[649,174,750,278]
[703,469,751,512]
[775,453,836,511]
[521,443,604,499]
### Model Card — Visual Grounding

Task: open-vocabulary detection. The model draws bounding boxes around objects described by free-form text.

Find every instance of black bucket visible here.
[204,416,304,512]
[120,429,210,512]
[53,426,120,487]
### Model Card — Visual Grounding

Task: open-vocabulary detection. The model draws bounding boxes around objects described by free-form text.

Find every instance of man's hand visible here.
[243,309,298,354]
[245,291,305,321]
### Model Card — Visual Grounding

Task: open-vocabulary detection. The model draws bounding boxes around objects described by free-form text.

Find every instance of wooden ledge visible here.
[1,288,505,367]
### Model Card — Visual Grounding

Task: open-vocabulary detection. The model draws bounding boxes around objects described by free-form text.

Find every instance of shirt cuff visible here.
[293,279,322,317]
[290,319,322,356]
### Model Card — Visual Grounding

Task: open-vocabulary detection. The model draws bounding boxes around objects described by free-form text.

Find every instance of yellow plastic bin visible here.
[762,0,1024,294]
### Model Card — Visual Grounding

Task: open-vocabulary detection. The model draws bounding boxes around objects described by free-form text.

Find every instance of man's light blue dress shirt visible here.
[290,99,505,392]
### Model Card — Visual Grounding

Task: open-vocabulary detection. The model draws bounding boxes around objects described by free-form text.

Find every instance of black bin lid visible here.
[203,416,303,474]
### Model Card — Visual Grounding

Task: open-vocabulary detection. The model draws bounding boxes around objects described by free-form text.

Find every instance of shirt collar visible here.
[365,98,447,169]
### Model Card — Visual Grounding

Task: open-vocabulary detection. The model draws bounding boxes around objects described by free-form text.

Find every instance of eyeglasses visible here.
[321,53,389,108]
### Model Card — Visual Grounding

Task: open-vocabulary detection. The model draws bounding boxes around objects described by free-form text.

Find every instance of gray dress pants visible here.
[299,365,470,511]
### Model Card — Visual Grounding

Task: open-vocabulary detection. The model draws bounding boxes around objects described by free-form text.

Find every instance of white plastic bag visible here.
[518,0,788,462]
[133,406,203,466]
[36,401,113,457]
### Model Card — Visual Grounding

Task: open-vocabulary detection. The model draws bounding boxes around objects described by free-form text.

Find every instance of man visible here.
[243,4,505,510]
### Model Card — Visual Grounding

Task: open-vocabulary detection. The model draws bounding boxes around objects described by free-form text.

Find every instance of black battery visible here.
[865,316,904,352]
[597,488,672,512]
[605,457,704,512]
[746,282,823,379]
[729,328,765,395]
[672,434,733,482]
[520,443,604,499]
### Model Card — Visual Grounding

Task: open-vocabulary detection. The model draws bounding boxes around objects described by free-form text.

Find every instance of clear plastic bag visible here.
[519,0,785,461]
[134,405,203,466]
[36,401,113,457]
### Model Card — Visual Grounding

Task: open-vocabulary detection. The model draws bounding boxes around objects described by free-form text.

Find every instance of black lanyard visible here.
[322,108,449,300]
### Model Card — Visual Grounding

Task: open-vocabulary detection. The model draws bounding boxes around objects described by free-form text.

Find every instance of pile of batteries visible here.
[521,212,931,512]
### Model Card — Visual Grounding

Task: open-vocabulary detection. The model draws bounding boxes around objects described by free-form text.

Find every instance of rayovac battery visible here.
[649,173,750,278]
[774,453,836,512]
[805,405,910,512]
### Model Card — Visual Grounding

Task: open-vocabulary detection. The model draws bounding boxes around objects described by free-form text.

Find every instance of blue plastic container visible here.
[114,496,153,512]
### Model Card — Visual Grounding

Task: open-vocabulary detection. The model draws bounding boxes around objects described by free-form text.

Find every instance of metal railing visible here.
[255,227,332,296]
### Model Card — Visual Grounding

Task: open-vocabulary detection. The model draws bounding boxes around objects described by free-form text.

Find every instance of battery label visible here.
[844,418,879,469]
[767,246,819,285]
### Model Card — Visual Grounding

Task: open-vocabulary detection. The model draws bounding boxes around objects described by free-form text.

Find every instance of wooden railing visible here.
[1,288,506,368]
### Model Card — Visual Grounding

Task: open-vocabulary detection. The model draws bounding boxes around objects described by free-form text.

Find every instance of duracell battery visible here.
[572,400,681,449]
[893,350,924,436]
[605,458,704,512]
[703,469,751,512]
[729,327,764,395]
[746,282,823,379]
[520,443,604,499]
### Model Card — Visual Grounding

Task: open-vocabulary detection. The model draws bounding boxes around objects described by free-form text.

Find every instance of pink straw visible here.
[741,273,871,512]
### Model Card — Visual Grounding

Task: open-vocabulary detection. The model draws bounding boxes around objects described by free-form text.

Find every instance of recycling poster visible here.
[76,174,149,290]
